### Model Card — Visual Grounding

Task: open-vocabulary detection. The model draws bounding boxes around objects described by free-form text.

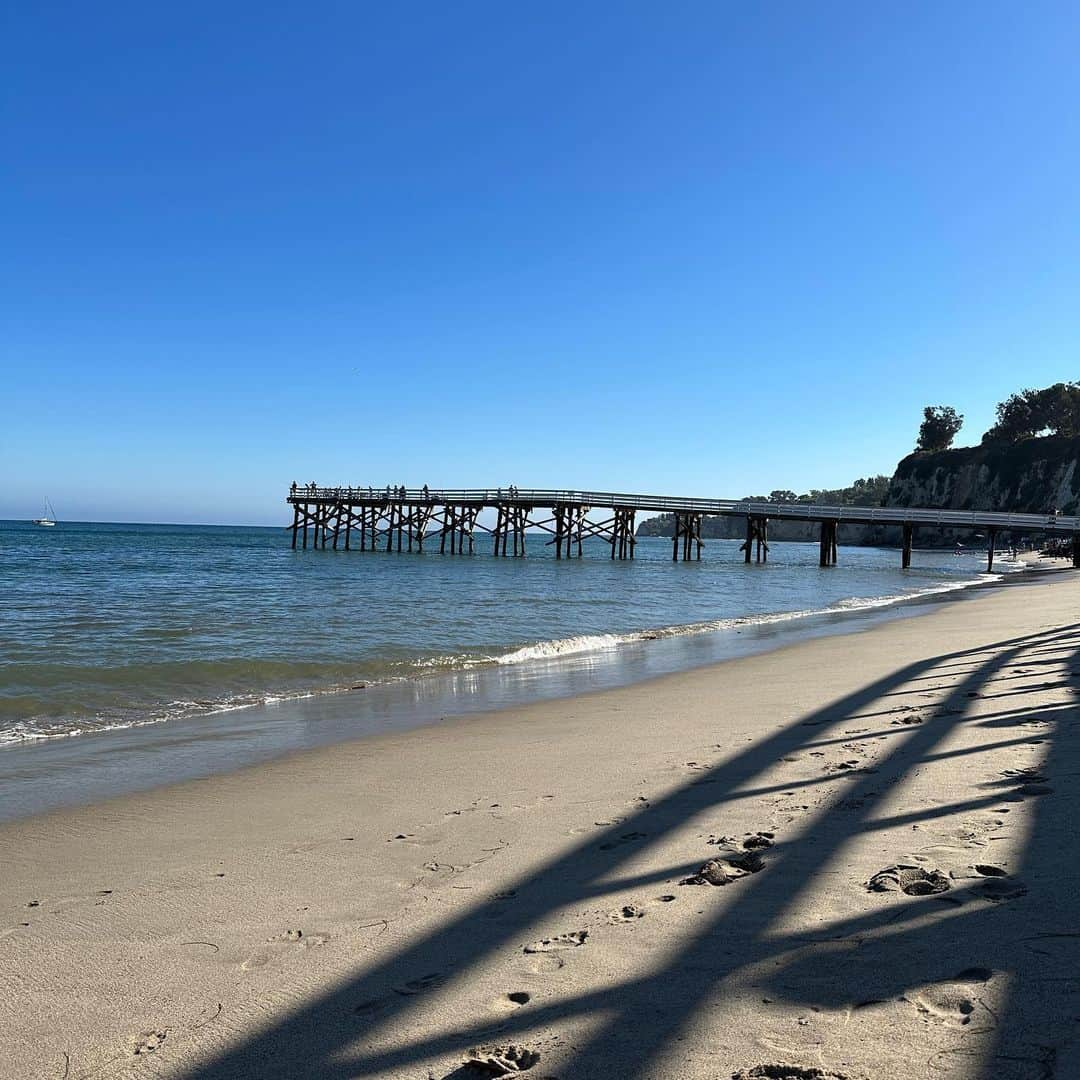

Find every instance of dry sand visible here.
[2,567,1079,1080]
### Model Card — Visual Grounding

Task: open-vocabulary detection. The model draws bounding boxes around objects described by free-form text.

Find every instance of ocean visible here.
[2,519,1019,748]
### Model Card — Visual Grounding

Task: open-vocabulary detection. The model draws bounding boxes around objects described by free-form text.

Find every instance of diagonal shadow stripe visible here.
[178,623,1080,1079]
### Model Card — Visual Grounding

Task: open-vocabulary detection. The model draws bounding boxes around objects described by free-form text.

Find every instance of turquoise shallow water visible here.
[0,519,1018,749]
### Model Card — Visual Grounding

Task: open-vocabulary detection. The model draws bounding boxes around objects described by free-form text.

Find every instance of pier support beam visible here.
[331,501,343,550]
[742,516,768,564]
[493,504,528,557]
[901,524,914,569]
[611,507,636,560]
[1074,536,1080,569]
[551,504,584,558]
[987,528,997,573]
[672,512,702,561]
[819,520,838,567]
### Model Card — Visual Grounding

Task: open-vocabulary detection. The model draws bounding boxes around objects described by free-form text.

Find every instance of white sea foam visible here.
[490,572,1009,666]
[0,562,1025,749]
[496,634,622,665]
[0,715,168,748]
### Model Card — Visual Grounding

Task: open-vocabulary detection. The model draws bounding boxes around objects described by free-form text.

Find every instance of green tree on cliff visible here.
[983,382,1080,442]
[915,405,964,452]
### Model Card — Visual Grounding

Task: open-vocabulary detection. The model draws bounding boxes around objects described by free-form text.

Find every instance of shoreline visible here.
[0,555,1039,824]
[1,556,1077,1078]
[1,535,1020,755]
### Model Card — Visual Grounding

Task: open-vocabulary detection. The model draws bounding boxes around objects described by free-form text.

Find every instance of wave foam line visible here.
[2,566,1021,748]
[493,573,1009,662]
[496,634,622,665]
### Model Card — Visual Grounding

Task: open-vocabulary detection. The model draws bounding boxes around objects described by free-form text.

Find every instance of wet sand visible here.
[2,563,1078,1079]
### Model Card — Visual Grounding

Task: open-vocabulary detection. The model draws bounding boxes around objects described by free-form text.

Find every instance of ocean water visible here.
[0,519,1019,750]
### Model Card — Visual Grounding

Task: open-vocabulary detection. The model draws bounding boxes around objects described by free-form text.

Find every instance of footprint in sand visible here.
[951,862,1009,879]
[733,1066,852,1080]
[241,928,330,969]
[868,865,950,896]
[741,831,775,850]
[444,1044,541,1078]
[978,877,1028,902]
[606,891,680,920]
[905,968,994,1027]
[1002,782,1053,802]
[607,903,646,922]
[353,997,389,1016]
[394,971,446,996]
[598,830,647,851]
[480,890,518,920]
[681,848,765,887]
[523,930,587,953]
[825,759,872,773]
[520,952,564,975]
[835,793,879,811]
[906,987,978,1026]
[130,1029,167,1056]
[492,990,532,1013]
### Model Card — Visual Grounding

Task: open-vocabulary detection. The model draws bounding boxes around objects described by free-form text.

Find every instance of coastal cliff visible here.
[866,433,1080,546]
[885,434,1080,516]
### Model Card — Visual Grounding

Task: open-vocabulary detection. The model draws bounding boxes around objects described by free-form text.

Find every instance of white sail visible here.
[32,497,57,527]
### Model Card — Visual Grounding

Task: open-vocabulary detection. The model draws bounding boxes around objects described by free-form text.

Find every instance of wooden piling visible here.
[901,524,913,569]
[819,520,838,566]
[332,502,343,550]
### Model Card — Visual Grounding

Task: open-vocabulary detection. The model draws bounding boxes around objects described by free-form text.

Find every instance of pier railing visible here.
[285,485,1080,569]
[288,486,1078,533]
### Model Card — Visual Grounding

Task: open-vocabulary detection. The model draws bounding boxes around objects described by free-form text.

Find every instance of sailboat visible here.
[32,498,57,527]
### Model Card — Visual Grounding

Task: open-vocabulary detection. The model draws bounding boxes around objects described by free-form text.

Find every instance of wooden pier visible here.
[286,486,1080,570]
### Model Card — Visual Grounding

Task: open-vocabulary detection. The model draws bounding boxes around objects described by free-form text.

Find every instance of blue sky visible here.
[4,3,1079,524]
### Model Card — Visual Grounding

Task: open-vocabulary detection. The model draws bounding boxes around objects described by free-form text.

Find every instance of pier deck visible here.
[286,486,1080,570]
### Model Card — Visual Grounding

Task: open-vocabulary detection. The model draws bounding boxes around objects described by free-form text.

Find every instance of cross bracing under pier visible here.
[286,486,1080,569]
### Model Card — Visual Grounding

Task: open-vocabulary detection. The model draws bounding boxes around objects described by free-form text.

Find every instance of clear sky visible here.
[4,3,1079,524]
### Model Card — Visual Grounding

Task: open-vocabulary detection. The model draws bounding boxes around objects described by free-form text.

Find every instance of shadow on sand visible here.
[181,622,1080,1080]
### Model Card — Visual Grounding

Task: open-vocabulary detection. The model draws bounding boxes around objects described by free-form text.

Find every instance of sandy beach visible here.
[2,566,1078,1080]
